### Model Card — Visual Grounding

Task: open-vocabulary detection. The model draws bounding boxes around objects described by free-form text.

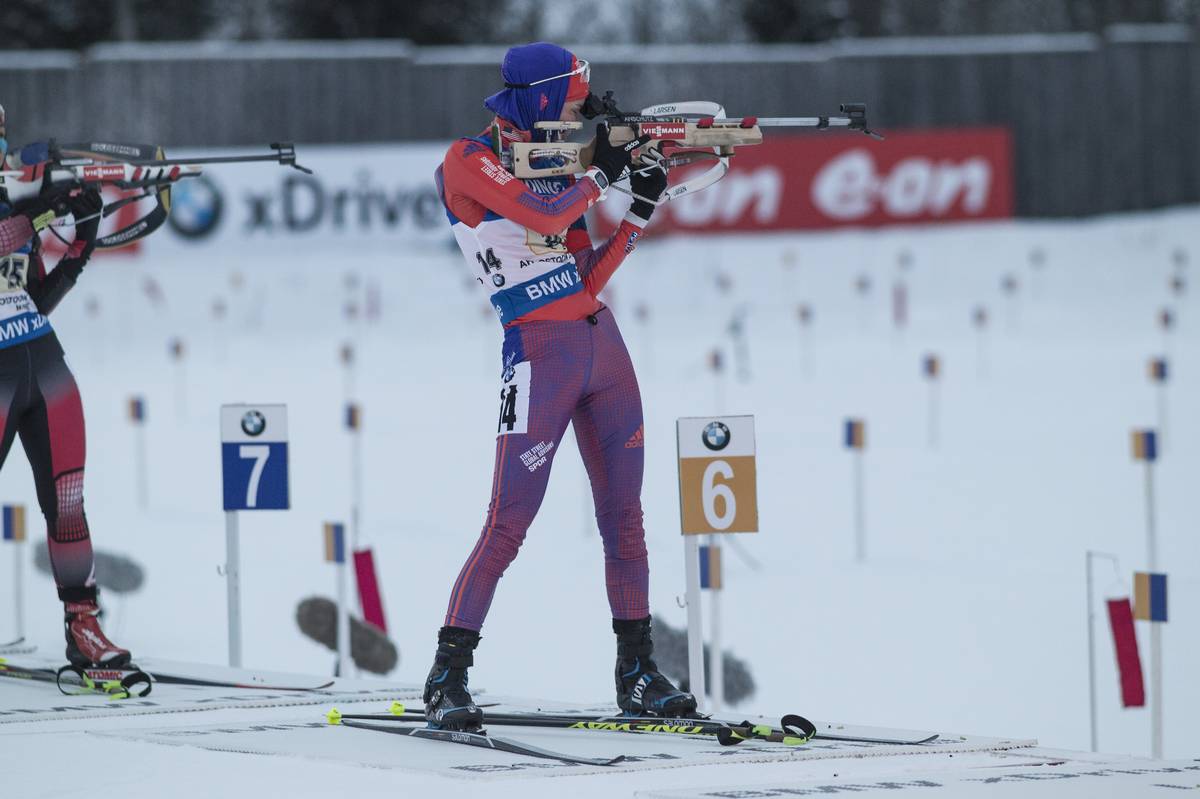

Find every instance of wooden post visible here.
[128,397,148,510]
[972,306,989,379]
[2,505,27,643]
[1131,430,1162,758]
[844,419,866,561]
[169,337,186,421]
[796,304,813,380]
[923,355,941,450]
[324,522,349,677]
[1148,358,1168,453]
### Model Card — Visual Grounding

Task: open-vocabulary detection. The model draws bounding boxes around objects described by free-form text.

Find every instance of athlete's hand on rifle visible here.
[628,159,668,221]
[68,189,103,237]
[67,189,103,259]
[18,193,71,233]
[26,188,103,316]
[589,122,650,188]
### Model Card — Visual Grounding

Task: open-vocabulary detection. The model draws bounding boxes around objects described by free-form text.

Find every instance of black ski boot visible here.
[614,616,698,718]
[423,626,484,731]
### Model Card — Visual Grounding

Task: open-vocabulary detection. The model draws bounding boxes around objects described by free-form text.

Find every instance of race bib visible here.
[497,361,531,436]
[0,253,30,291]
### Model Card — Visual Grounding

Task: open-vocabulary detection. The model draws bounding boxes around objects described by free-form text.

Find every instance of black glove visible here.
[19,193,71,232]
[589,123,649,187]
[628,161,668,221]
[30,189,105,315]
[68,189,103,243]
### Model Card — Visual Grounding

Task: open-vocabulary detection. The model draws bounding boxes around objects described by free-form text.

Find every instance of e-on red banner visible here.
[591,127,1013,234]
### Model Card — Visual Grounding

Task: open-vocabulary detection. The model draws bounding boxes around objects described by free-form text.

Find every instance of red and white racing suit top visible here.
[0,214,53,349]
[435,118,647,326]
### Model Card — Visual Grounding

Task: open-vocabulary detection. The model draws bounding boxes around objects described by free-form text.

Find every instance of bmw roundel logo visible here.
[241,410,267,437]
[166,175,224,240]
[702,421,730,451]
[492,273,506,287]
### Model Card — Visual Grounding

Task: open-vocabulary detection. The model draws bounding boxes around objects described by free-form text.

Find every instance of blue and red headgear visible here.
[484,43,589,132]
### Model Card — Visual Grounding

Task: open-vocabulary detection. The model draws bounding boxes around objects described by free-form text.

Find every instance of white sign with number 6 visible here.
[677,416,757,535]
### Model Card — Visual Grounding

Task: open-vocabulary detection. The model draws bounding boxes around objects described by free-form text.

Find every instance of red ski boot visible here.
[64,600,131,668]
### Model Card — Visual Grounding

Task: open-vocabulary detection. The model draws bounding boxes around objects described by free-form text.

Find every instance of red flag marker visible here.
[354,548,388,633]
[1106,598,1145,708]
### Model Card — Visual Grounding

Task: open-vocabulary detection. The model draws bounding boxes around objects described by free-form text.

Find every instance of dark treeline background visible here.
[2,0,1198,49]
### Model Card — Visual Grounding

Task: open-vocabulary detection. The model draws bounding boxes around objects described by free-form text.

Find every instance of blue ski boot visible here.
[614,616,698,718]
[423,626,484,731]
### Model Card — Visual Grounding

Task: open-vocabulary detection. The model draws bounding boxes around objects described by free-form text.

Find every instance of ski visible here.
[0,657,334,697]
[0,658,152,698]
[502,708,933,747]
[0,638,36,656]
[134,657,336,691]
[146,671,334,692]
[327,710,624,767]
[0,658,56,685]
[335,702,815,747]
[812,728,940,746]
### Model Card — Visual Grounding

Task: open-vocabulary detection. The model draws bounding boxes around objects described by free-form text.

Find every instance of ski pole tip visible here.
[716,728,745,746]
[326,708,343,725]
[389,701,406,716]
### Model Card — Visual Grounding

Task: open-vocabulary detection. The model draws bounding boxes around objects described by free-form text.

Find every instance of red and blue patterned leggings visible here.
[445,307,650,631]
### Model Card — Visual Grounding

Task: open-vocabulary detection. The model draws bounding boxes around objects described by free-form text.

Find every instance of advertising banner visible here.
[592,127,1013,234]
[79,128,1012,260]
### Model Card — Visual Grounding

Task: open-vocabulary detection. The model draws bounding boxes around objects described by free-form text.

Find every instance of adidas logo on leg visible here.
[625,424,644,449]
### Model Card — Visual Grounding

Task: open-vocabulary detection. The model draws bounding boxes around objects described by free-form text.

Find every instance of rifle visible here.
[0,142,311,249]
[508,91,882,204]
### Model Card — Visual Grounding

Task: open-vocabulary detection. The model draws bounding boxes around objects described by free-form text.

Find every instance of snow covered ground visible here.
[2,167,1197,779]
[13,660,1186,799]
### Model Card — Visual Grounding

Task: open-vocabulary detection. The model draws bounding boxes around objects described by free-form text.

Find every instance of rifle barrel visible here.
[733,117,854,127]
[132,154,302,167]
[128,144,313,174]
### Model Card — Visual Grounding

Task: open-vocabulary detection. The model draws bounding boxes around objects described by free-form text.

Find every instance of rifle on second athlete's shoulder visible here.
[0,141,311,249]
[507,90,882,205]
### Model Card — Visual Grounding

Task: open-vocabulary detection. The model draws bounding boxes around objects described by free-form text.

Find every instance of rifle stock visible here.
[508,97,875,200]
[511,121,762,180]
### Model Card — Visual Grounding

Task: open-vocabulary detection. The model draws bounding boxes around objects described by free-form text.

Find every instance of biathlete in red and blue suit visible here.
[0,103,131,668]
[423,43,697,729]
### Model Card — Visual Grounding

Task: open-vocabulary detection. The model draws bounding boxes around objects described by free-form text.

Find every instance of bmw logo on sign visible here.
[241,410,267,437]
[166,175,224,239]
[701,421,731,451]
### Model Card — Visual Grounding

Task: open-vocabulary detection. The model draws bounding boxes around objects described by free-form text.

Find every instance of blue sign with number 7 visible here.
[220,405,290,511]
